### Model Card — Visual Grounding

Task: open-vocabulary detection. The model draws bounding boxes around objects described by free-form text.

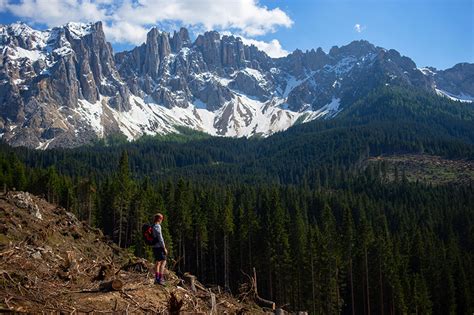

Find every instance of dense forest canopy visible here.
[1,87,473,314]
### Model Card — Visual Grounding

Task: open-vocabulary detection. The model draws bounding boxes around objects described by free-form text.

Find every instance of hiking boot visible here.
[154,278,161,285]
[159,279,166,286]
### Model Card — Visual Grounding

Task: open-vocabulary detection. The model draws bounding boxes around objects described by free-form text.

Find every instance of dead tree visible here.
[239,268,275,310]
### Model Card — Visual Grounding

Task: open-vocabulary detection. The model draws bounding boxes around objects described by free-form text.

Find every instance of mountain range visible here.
[0,21,472,149]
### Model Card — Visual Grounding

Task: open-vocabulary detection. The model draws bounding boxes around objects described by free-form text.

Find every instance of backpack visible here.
[142,223,158,245]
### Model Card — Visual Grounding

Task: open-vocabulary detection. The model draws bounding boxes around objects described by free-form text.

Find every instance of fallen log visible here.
[256,295,276,310]
[99,279,123,292]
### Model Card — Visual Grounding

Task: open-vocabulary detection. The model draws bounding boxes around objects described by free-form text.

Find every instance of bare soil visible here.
[366,154,474,185]
[0,191,266,314]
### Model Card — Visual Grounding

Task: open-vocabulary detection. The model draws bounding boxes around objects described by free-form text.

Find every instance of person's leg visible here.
[154,247,162,283]
[160,259,166,282]
[155,261,160,275]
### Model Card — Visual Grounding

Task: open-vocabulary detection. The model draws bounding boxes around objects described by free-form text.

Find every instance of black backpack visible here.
[142,223,158,245]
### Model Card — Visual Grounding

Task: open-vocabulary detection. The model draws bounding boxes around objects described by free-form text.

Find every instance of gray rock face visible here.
[115,27,274,109]
[0,22,472,149]
[434,63,474,96]
[0,22,130,148]
[228,72,270,101]
[171,27,191,52]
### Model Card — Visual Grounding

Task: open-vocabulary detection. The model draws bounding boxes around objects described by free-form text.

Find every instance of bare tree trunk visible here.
[365,246,370,315]
[200,243,205,282]
[269,266,273,301]
[224,235,229,290]
[350,258,355,315]
[195,232,199,278]
[311,248,316,315]
[336,266,341,312]
[248,234,252,271]
[379,257,384,315]
[363,264,367,315]
[118,202,123,247]
[183,239,186,271]
[213,233,217,284]
[88,192,92,226]
[391,287,395,315]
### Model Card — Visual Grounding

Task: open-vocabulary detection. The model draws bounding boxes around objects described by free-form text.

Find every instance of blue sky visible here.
[257,0,473,69]
[0,0,472,69]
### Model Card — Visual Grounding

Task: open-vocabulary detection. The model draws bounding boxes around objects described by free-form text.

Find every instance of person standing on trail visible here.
[153,213,168,285]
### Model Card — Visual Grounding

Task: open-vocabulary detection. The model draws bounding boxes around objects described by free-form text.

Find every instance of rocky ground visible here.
[0,191,267,314]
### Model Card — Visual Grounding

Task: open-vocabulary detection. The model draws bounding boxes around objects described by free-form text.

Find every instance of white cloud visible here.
[354,23,366,33]
[239,37,289,58]
[4,0,107,27]
[1,0,293,45]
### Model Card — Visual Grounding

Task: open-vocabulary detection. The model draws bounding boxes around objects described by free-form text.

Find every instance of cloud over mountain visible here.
[0,0,293,45]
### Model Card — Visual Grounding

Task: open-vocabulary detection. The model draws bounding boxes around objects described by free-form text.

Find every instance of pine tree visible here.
[358,206,374,315]
[342,204,356,315]
[112,151,133,247]
[220,190,234,291]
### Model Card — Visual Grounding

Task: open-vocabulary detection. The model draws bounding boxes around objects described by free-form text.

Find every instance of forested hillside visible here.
[1,87,473,314]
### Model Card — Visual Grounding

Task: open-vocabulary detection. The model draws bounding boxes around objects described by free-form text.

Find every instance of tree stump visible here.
[210,290,217,315]
[168,292,183,315]
[183,272,197,292]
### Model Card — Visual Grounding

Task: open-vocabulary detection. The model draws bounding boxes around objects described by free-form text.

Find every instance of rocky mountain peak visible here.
[63,21,95,40]
[0,21,472,149]
[434,63,474,97]
[171,27,191,52]
[142,27,172,78]
[0,21,131,148]
[329,40,377,59]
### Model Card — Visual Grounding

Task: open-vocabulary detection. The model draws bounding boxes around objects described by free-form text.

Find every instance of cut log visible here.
[99,279,123,292]
[195,281,208,292]
[256,295,276,310]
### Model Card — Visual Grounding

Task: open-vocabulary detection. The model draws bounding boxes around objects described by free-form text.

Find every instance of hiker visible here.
[153,213,168,285]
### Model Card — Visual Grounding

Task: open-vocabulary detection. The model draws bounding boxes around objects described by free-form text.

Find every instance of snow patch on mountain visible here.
[65,22,93,39]
[419,67,436,76]
[73,92,337,142]
[242,68,265,83]
[435,89,474,103]
[76,99,104,137]
[313,98,341,118]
